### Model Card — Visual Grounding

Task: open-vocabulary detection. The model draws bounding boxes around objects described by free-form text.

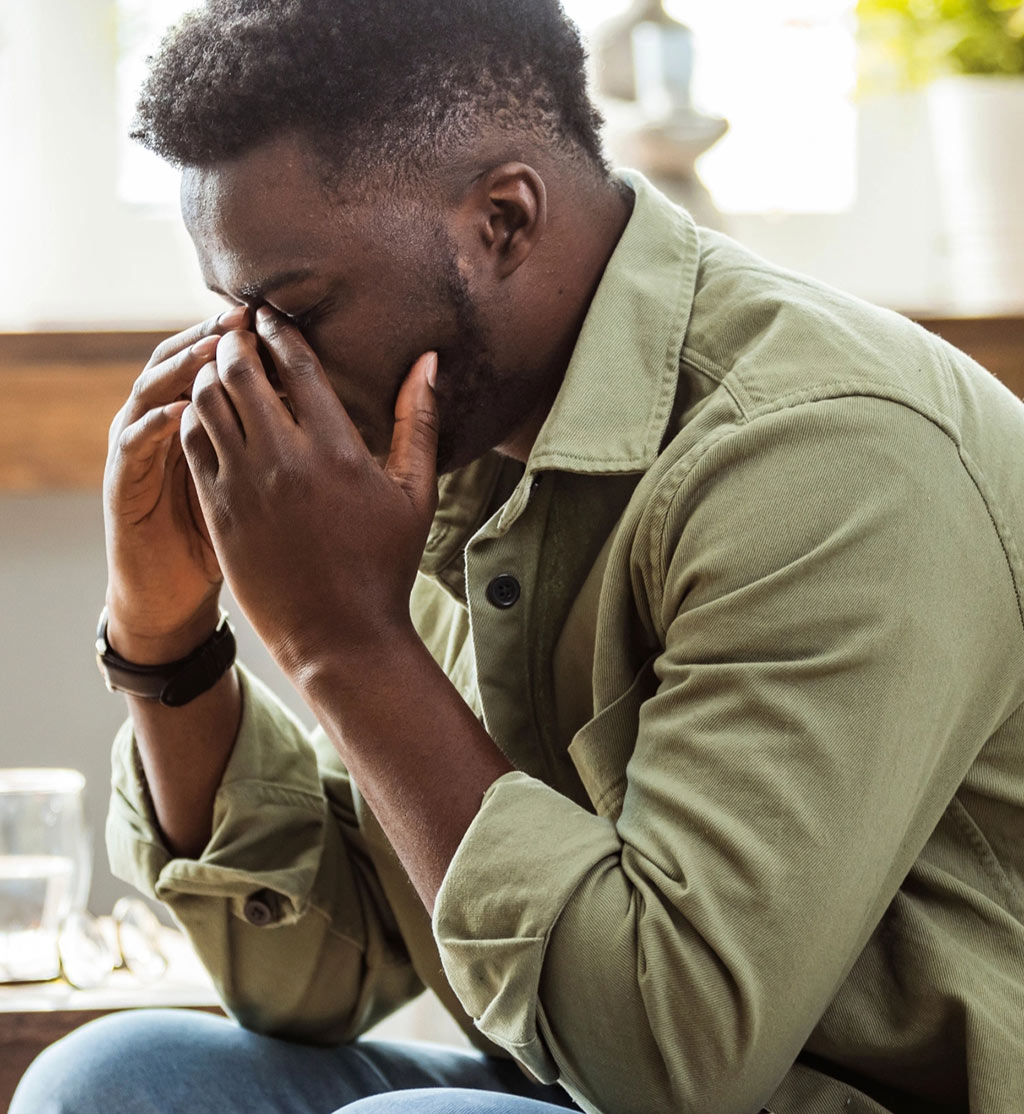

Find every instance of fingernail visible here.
[425,352,438,389]
[219,305,246,326]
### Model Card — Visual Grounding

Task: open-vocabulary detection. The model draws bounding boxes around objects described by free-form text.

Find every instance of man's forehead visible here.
[180,145,359,298]
[182,157,334,243]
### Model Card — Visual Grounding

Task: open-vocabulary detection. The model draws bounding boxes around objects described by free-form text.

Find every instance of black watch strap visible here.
[95,608,236,708]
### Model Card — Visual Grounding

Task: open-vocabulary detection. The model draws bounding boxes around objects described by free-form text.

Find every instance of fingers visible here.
[123,306,249,426]
[213,329,292,436]
[145,305,248,371]
[112,400,191,487]
[179,395,219,488]
[123,335,219,427]
[385,352,440,515]
[254,307,355,437]
[189,359,244,458]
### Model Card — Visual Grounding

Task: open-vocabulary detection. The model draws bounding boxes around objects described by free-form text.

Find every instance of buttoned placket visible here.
[463,471,559,785]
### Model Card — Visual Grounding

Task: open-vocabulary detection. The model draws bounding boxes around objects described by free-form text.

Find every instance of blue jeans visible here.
[10,1008,580,1114]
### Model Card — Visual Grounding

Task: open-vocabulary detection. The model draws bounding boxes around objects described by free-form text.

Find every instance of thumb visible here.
[385,351,439,514]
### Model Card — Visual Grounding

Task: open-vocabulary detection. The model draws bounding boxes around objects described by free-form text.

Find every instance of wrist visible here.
[295,620,426,705]
[104,598,223,665]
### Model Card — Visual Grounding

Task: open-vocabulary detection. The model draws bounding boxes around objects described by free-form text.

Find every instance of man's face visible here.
[181,136,530,472]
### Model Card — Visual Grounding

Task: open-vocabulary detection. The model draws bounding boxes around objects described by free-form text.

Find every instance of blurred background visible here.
[1,0,1022,1046]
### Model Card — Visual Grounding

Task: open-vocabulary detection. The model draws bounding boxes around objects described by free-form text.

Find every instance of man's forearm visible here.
[299,627,513,912]
[110,614,243,861]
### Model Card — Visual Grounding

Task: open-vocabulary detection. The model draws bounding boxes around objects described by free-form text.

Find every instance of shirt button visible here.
[243,891,276,927]
[486,574,521,609]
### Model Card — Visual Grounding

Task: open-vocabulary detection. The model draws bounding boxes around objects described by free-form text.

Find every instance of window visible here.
[117,0,199,208]
[565,0,858,215]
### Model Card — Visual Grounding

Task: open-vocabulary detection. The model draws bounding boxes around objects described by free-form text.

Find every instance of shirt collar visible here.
[525,171,699,479]
[422,171,699,575]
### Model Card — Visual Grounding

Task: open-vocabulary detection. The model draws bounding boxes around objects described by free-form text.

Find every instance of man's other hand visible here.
[179,306,440,682]
[103,306,250,663]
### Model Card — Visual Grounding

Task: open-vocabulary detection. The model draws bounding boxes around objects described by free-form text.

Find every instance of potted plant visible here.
[858,0,1024,311]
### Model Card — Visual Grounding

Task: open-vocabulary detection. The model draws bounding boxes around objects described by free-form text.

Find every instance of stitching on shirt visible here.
[649,393,1024,643]
[645,250,699,458]
[955,443,1024,633]
[681,348,751,420]
[527,449,650,470]
[741,379,957,431]
[648,418,752,616]
[680,346,728,383]
[216,780,324,811]
[948,793,1024,922]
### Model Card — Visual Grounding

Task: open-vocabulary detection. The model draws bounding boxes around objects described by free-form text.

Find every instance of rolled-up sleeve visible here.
[432,396,1024,1114]
[107,664,422,1043]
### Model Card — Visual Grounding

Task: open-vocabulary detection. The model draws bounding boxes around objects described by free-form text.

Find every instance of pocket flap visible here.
[568,654,658,819]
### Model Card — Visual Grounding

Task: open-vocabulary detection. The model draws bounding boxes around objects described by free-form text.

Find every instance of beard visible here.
[430,245,537,475]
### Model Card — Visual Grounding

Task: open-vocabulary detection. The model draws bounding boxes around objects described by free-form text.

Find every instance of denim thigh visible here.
[10,1007,576,1114]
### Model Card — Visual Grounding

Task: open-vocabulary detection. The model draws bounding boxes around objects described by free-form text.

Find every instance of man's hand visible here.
[103,305,250,662]
[179,306,440,682]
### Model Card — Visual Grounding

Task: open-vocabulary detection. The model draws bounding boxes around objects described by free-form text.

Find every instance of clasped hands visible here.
[179,306,440,686]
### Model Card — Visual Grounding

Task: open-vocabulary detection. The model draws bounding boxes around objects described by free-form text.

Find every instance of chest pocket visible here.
[568,653,659,821]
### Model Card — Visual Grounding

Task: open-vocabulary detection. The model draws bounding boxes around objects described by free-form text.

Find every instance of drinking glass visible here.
[0,768,91,982]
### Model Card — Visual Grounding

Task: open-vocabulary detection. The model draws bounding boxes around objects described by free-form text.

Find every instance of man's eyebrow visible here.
[206,267,316,301]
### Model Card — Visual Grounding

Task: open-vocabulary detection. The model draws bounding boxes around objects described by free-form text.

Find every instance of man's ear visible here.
[460,163,547,280]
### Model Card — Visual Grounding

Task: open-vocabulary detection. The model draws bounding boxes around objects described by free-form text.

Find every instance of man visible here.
[13,0,1024,1112]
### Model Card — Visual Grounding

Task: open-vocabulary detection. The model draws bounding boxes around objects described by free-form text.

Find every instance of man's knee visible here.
[339,1089,562,1114]
[10,1008,216,1114]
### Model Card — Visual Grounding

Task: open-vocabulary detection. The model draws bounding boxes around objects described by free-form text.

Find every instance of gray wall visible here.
[0,491,313,917]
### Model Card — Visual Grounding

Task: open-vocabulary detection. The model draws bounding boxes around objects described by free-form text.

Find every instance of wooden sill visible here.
[0,318,1021,493]
[1,332,166,493]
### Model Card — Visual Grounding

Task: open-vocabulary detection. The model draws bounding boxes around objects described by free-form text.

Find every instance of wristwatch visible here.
[95,607,237,707]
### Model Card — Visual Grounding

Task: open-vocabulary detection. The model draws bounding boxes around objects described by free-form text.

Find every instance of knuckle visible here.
[191,383,217,411]
[414,410,440,440]
[264,452,306,494]
[218,356,253,387]
[147,336,179,369]
[115,425,136,457]
[190,364,219,403]
[180,418,206,452]
[128,374,148,403]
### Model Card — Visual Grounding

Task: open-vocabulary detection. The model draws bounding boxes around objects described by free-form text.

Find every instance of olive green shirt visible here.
[108,174,1024,1114]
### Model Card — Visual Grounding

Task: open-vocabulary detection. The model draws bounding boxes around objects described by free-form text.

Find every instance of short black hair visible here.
[132,0,608,185]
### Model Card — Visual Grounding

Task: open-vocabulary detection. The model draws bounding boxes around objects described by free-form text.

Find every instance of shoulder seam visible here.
[681,346,751,420]
[647,393,1024,637]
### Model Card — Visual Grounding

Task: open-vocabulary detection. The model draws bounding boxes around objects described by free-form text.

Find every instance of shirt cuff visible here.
[432,770,621,1082]
[106,663,326,927]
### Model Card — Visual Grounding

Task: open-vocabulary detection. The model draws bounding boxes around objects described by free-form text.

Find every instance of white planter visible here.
[927,76,1024,313]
